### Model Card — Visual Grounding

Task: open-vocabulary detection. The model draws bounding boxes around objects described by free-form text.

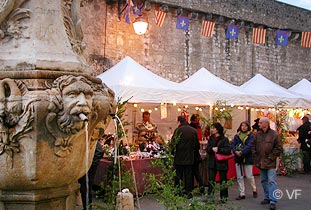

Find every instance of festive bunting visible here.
[252,28,266,44]
[275,30,289,46]
[226,25,239,39]
[301,32,311,48]
[155,10,166,27]
[133,5,142,15]
[123,0,132,24]
[201,20,215,37]
[119,2,311,49]
[176,16,189,30]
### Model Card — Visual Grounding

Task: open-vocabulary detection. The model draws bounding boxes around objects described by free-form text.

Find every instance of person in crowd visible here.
[252,118,260,134]
[78,139,104,210]
[231,121,257,200]
[251,117,283,210]
[171,116,198,198]
[206,123,231,203]
[133,111,159,151]
[189,114,205,194]
[297,116,311,174]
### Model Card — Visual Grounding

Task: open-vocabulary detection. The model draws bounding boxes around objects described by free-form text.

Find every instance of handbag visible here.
[215,153,234,161]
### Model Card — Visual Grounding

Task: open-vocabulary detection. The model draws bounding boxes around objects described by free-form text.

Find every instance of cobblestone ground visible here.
[76,172,311,210]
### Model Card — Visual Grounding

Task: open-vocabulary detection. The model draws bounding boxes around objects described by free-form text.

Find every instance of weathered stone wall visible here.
[81,0,311,88]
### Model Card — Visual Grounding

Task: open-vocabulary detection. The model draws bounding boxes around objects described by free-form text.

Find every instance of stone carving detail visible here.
[46,75,101,157]
[0,79,35,165]
[62,0,85,55]
[88,54,112,75]
[0,0,30,44]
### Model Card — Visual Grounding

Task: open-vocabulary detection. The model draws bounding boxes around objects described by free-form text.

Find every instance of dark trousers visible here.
[175,164,194,194]
[302,150,311,173]
[207,168,228,199]
[192,161,204,187]
[78,165,97,210]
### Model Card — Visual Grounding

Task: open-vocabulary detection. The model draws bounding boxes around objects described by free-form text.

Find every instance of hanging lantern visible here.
[133,15,148,35]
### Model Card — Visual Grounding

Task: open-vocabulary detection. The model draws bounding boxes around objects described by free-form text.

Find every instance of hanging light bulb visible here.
[133,15,148,35]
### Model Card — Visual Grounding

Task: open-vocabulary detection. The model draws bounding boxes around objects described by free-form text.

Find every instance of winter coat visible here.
[231,132,255,165]
[206,135,231,170]
[189,122,203,163]
[171,123,199,165]
[251,128,283,169]
[297,121,311,151]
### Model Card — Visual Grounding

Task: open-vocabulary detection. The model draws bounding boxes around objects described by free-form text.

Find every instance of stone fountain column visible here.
[0,0,115,210]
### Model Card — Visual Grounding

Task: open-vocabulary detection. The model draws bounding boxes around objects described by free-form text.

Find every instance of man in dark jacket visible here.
[297,116,311,173]
[189,114,204,194]
[251,117,283,210]
[171,116,198,198]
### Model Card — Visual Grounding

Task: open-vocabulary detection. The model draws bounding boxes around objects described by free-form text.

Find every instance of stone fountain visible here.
[0,0,115,209]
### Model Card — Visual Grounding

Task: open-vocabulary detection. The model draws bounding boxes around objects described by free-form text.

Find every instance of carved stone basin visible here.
[0,0,115,209]
[0,76,114,190]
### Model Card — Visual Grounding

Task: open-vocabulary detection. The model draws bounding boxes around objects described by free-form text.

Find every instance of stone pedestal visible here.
[0,182,79,210]
[0,0,115,209]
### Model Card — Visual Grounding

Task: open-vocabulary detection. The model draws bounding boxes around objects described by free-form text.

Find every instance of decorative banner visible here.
[155,10,166,27]
[252,27,266,44]
[133,4,142,15]
[226,25,238,39]
[160,103,167,119]
[201,20,215,37]
[123,0,132,24]
[301,32,311,48]
[275,30,289,46]
[176,16,189,30]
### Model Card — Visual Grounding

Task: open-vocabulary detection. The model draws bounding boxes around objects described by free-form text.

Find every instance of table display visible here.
[94,156,260,194]
[93,158,162,195]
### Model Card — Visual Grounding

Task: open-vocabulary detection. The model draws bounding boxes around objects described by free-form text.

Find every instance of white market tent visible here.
[97,56,207,104]
[180,67,251,105]
[288,78,311,100]
[238,74,309,107]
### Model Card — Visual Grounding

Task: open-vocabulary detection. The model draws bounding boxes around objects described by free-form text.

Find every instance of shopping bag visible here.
[215,153,234,161]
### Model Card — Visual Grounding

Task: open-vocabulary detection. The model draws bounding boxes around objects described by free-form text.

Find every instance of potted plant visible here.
[213,100,233,129]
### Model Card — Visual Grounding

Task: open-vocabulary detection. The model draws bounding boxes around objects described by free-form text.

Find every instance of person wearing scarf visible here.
[232,121,257,200]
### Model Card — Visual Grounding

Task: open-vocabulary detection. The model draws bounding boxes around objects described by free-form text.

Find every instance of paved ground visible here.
[77,172,311,210]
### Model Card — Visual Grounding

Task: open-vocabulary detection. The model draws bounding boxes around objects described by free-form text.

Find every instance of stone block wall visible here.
[81,0,311,88]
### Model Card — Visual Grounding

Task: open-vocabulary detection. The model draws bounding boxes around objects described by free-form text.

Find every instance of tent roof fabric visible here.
[238,74,309,107]
[180,68,252,105]
[181,68,242,94]
[288,79,311,98]
[98,56,180,89]
[97,56,205,104]
[98,57,311,107]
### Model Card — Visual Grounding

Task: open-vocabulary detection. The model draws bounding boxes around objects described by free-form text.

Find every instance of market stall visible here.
[96,57,309,189]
